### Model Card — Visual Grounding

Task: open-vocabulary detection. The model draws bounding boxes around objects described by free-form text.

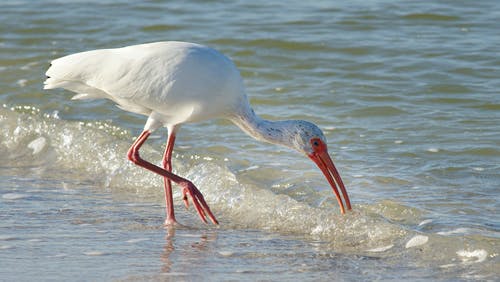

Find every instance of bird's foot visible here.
[180,181,219,225]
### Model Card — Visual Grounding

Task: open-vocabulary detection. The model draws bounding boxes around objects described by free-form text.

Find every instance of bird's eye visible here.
[312,140,319,147]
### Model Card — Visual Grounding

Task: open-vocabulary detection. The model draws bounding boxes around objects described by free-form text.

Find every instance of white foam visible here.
[218,251,234,257]
[427,148,439,153]
[27,136,47,155]
[16,79,28,87]
[439,263,456,268]
[456,249,488,263]
[437,228,470,236]
[367,244,394,252]
[2,193,30,200]
[47,253,68,258]
[126,238,149,243]
[418,219,433,226]
[61,132,73,148]
[0,108,412,248]
[405,235,428,248]
[83,251,106,256]
[311,224,325,236]
[20,61,39,70]
[13,126,22,136]
[238,165,259,172]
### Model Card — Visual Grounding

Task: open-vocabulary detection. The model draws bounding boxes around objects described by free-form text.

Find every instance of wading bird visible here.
[44,41,351,225]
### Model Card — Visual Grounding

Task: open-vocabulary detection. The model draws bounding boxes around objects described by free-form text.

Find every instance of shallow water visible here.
[1,0,499,281]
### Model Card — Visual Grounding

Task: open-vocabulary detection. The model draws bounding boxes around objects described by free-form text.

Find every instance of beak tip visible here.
[311,151,352,216]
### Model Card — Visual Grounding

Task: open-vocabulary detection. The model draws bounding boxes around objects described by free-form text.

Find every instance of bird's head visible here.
[291,121,352,214]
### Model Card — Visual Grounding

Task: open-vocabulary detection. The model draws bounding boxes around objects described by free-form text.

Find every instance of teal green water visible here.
[1,0,499,280]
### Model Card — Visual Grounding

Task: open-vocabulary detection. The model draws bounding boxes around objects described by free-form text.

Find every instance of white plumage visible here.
[45,41,247,130]
[45,41,351,225]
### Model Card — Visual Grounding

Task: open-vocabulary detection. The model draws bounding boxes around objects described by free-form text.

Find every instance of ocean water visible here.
[1,0,499,281]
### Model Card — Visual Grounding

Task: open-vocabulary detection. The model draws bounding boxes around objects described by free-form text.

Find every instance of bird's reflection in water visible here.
[160,225,218,274]
[160,226,175,273]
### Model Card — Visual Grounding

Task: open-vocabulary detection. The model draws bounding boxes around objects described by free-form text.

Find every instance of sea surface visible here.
[1,0,499,281]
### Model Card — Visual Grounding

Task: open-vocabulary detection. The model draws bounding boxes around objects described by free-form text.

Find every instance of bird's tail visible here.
[43,56,108,100]
[43,67,66,90]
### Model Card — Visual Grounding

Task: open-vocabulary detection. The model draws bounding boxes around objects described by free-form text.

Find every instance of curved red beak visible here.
[308,138,351,214]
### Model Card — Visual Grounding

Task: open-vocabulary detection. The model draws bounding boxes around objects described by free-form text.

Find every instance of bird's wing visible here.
[44,46,151,101]
[43,42,246,121]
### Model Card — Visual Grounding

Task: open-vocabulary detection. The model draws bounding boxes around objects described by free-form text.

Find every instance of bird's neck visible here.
[229,104,296,149]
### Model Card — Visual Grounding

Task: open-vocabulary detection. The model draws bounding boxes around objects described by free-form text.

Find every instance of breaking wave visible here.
[1,105,497,274]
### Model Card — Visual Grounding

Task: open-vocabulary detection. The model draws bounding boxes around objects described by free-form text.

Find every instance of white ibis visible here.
[44,41,351,225]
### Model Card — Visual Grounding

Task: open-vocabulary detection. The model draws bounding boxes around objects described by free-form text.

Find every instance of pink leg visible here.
[127,130,219,225]
[162,129,177,225]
